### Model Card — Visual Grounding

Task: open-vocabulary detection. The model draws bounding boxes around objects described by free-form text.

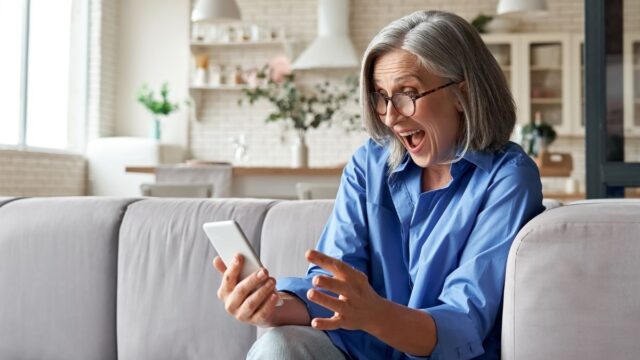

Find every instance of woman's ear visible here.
[454,81,467,113]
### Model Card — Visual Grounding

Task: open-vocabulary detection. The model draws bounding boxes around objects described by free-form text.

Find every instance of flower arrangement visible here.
[136,82,183,140]
[237,56,361,134]
[137,82,181,117]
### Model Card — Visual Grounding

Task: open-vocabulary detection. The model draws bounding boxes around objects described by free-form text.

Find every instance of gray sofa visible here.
[0,197,638,359]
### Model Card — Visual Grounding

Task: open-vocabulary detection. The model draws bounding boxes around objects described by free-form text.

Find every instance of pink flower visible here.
[268,55,292,83]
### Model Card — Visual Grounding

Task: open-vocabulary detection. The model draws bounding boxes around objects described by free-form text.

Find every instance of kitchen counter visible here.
[125,165,344,177]
[126,165,344,199]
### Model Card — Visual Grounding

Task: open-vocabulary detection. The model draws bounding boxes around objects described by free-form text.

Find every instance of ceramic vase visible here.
[151,118,161,141]
[291,130,308,168]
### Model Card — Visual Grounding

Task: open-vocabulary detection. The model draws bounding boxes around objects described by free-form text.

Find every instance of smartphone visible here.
[203,220,283,307]
[203,220,263,281]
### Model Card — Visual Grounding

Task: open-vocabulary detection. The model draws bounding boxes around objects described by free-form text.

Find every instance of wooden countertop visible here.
[125,165,344,176]
[125,165,640,201]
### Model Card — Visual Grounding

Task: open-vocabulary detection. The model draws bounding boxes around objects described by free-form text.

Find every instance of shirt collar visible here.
[390,152,412,174]
[389,147,493,175]
[459,148,493,173]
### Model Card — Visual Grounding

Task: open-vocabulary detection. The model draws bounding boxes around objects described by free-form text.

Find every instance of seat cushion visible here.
[116,198,275,360]
[0,197,136,360]
[502,200,640,359]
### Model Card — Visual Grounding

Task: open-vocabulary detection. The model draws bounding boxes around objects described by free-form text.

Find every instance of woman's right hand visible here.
[212,254,281,327]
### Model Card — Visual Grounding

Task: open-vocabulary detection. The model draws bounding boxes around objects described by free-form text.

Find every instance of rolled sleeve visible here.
[419,305,485,359]
[276,276,334,319]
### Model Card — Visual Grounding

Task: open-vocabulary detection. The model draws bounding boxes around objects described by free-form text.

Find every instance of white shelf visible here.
[190,39,287,47]
[189,84,252,91]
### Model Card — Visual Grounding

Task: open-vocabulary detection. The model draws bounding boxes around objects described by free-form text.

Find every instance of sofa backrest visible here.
[260,200,335,278]
[115,198,275,360]
[0,197,136,360]
[502,199,640,359]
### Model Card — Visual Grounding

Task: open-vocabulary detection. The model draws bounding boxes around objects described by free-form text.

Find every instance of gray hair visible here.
[360,10,516,171]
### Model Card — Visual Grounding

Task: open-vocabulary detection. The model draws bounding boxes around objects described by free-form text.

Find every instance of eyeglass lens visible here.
[371,93,415,116]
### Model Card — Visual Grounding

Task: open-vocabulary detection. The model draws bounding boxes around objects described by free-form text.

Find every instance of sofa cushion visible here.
[116,198,275,360]
[0,197,136,360]
[502,200,640,359]
[260,200,335,278]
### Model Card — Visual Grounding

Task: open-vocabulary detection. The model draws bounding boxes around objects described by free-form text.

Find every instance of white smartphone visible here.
[202,220,263,281]
[203,220,284,307]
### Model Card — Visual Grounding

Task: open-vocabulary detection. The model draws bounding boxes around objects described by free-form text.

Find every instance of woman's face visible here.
[372,49,463,168]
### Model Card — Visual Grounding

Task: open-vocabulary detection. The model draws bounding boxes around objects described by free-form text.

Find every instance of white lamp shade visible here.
[191,0,241,23]
[497,0,548,16]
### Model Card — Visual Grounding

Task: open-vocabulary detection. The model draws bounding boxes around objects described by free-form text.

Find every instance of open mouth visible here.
[399,129,426,152]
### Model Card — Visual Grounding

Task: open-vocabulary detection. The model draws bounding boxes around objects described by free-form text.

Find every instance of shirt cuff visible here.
[417,304,485,360]
[276,276,334,320]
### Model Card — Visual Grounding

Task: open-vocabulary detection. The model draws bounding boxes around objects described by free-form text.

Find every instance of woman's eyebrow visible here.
[373,74,422,86]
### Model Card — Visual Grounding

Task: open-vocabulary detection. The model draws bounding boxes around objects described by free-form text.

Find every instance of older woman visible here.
[213,10,543,360]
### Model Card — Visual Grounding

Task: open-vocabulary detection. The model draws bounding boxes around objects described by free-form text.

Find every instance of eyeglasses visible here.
[370,81,459,117]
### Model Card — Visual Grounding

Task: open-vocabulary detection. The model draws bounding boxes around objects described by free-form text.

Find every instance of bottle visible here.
[532,111,542,156]
[250,24,261,42]
[234,66,245,85]
[227,26,236,42]
[228,66,238,85]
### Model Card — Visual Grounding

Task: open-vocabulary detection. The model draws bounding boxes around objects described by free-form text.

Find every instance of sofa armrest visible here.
[502,200,640,359]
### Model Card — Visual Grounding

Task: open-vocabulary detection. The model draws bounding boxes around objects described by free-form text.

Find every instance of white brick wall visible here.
[0,149,86,196]
[87,0,118,140]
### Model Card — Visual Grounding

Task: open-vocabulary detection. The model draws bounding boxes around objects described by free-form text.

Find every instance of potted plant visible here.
[521,111,557,156]
[136,82,182,141]
[238,57,360,167]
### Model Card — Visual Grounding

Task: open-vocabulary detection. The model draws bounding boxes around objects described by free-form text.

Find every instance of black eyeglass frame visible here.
[370,80,460,117]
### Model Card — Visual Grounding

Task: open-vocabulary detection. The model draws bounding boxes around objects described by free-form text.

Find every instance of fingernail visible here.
[257,269,266,279]
[233,255,240,264]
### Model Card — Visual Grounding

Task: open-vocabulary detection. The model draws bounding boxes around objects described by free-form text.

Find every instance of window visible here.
[0,0,25,146]
[0,0,87,150]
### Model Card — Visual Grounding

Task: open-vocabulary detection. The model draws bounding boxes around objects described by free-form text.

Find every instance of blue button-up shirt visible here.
[277,139,544,359]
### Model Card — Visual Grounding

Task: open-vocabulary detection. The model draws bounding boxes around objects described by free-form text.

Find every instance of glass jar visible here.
[209,65,221,86]
[219,65,227,85]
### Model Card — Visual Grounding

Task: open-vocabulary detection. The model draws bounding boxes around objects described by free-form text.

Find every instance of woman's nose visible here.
[383,101,402,128]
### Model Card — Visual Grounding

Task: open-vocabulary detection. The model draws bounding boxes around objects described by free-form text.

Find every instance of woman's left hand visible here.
[305,249,386,332]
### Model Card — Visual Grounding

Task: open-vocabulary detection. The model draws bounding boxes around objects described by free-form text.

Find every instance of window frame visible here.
[585,0,640,198]
[8,0,89,152]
